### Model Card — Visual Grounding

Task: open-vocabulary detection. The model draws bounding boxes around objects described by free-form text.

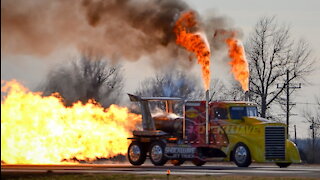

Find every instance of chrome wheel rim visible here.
[235,146,247,164]
[129,145,141,162]
[151,145,163,162]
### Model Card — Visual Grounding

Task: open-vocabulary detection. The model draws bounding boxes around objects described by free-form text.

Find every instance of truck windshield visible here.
[230,106,258,120]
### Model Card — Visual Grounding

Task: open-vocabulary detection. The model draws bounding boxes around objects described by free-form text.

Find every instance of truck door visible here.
[209,106,229,147]
[184,101,206,145]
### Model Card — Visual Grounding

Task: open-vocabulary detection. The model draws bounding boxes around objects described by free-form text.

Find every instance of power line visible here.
[295,102,319,105]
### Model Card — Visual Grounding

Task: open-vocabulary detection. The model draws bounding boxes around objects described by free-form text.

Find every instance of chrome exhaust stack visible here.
[205,90,209,144]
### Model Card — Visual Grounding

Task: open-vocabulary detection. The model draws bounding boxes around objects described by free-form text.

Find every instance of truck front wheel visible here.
[149,141,168,166]
[276,162,291,168]
[192,158,206,166]
[232,143,252,167]
[128,142,146,166]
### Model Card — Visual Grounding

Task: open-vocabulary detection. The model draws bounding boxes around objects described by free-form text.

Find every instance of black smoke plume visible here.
[1,0,195,66]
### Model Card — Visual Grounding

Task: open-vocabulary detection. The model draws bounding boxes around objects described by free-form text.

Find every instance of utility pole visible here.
[277,70,301,137]
[294,124,297,144]
[310,117,315,162]
[286,70,290,137]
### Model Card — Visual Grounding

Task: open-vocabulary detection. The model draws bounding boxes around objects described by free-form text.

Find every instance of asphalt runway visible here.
[1,162,320,178]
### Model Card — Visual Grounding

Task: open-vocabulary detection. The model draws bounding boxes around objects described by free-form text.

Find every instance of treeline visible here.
[294,138,320,163]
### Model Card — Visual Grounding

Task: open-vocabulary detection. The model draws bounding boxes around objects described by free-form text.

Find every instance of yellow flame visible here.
[1,80,141,164]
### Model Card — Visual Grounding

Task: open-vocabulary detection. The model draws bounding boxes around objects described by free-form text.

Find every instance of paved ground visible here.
[2,162,320,178]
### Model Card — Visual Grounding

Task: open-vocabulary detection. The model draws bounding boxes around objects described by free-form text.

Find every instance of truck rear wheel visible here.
[232,143,252,167]
[276,162,291,168]
[128,142,146,166]
[149,141,167,166]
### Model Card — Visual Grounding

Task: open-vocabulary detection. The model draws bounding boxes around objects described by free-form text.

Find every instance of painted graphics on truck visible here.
[185,101,228,148]
[185,101,301,164]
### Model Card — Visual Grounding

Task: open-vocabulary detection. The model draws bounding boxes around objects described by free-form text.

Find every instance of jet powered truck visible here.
[127,93,300,167]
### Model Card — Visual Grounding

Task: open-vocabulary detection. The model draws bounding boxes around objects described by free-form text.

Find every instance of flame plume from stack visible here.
[226,37,249,91]
[1,80,141,164]
[174,11,211,90]
[213,30,249,91]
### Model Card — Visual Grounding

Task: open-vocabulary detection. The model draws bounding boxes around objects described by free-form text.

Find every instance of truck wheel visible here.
[170,159,185,166]
[276,163,291,168]
[232,143,252,167]
[192,158,206,166]
[128,142,146,166]
[149,141,167,166]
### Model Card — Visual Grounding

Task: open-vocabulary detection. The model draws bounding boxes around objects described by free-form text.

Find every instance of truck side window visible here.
[247,106,258,117]
[230,106,245,120]
[213,108,228,120]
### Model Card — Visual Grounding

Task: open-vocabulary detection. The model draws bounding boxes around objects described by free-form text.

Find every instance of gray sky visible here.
[2,0,320,138]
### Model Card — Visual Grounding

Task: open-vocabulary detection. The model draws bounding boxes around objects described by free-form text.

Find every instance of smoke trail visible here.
[1,0,193,65]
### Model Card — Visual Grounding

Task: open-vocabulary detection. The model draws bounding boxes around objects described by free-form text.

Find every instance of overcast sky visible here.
[2,0,320,138]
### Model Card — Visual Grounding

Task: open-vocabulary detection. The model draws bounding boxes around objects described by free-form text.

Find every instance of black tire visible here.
[192,158,206,166]
[170,159,185,166]
[276,162,292,168]
[149,141,168,166]
[232,143,252,167]
[127,141,146,166]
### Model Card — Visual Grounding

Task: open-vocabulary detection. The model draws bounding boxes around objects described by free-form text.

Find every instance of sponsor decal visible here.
[185,107,199,118]
[165,147,196,154]
[224,125,260,134]
[165,146,196,159]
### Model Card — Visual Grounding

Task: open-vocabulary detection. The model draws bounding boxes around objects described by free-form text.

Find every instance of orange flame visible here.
[1,80,141,164]
[174,11,211,90]
[226,37,249,91]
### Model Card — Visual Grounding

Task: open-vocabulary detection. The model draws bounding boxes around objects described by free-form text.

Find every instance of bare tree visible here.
[301,95,320,163]
[245,16,315,118]
[209,80,246,101]
[135,69,203,100]
[42,54,123,107]
[302,96,320,136]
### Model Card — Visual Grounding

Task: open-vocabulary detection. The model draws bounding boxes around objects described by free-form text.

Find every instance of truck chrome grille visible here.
[265,126,285,160]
